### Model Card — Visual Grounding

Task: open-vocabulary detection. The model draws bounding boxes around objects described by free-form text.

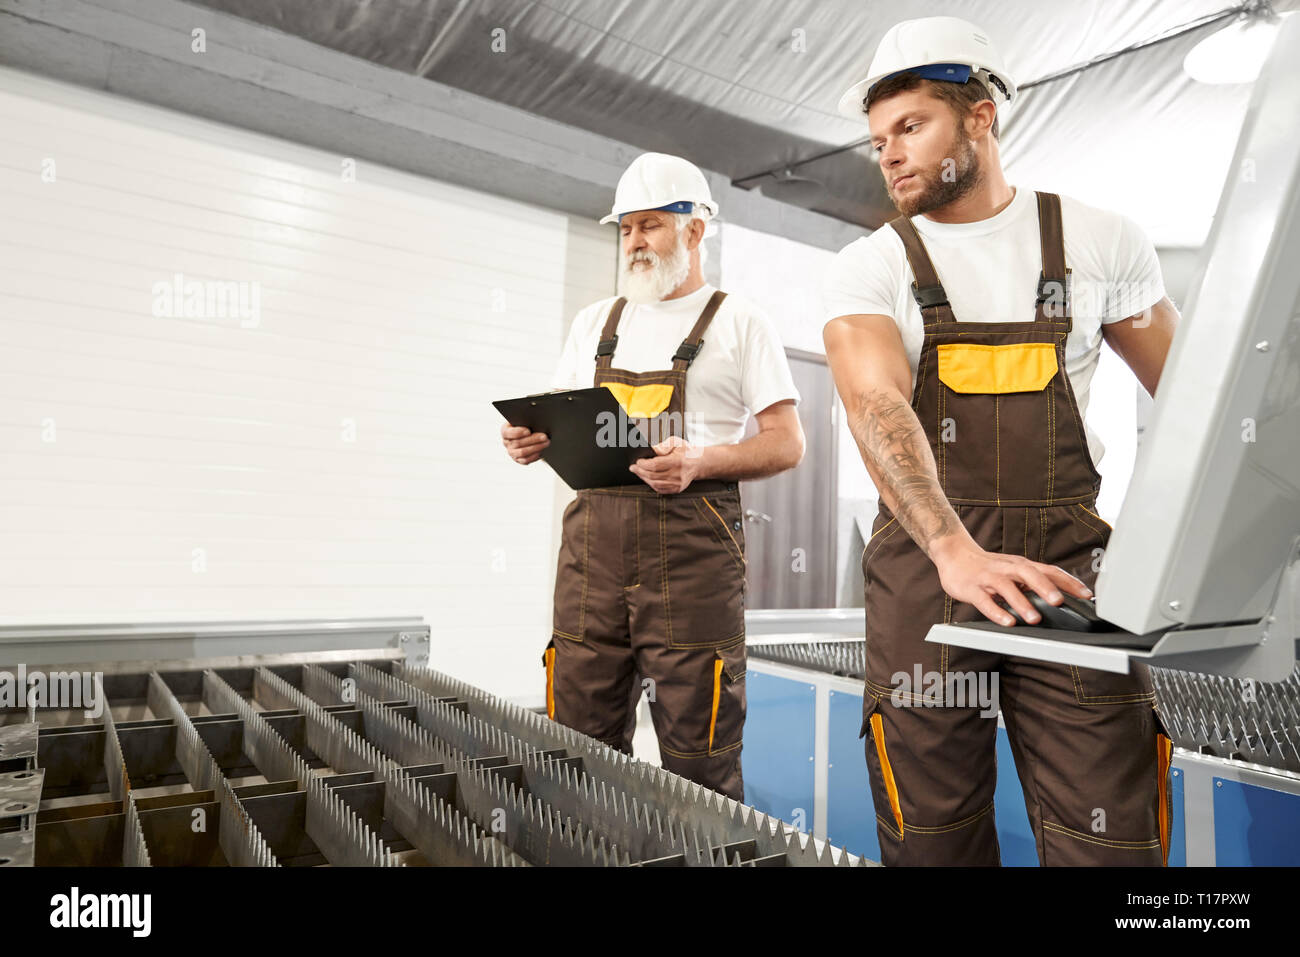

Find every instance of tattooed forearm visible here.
[850,388,962,558]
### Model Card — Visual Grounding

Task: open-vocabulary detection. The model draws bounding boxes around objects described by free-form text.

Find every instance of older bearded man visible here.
[500,152,805,800]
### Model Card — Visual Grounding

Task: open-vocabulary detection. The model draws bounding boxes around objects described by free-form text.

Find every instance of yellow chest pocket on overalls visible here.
[602,382,675,418]
[936,342,1058,394]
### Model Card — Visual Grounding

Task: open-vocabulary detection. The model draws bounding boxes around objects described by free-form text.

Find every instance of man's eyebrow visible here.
[870,112,930,145]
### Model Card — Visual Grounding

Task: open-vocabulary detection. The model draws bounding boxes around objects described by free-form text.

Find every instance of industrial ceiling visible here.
[190,0,1298,246]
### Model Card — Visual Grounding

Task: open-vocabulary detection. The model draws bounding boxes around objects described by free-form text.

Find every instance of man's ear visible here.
[686,217,706,250]
[968,99,997,140]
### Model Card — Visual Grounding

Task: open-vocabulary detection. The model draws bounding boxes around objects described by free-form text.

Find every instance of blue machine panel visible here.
[993,729,1037,866]
[1213,776,1300,866]
[826,689,879,861]
[743,671,815,830]
[1168,765,1186,867]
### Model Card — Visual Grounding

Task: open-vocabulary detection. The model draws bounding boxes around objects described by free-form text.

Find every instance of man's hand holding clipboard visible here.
[494,387,658,490]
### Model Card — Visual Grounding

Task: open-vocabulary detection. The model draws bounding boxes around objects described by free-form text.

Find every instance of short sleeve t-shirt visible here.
[821,186,1165,466]
[551,283,801,447]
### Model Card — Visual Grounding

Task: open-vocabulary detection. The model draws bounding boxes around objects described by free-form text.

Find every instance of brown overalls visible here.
[860,192,1174,865]
[544,290,749,801]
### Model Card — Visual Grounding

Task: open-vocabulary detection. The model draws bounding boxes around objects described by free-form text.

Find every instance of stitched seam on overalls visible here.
[660,497,671,644]
[696,502,745,570]
[1077,503,1113,532]
[899,800,995,835]
[1038,508,1046,562]
[912,344,931,412]
[938,374,946,491]
[994,394,1001,505]
[578,501,590,640]
[1041,821,1160,849]
[661,739,742,759]
[875,814,903,842]
[1060,357,1094,478]
[862,516,898,568]
[700,496,746,565]
[1069,665,1156,704]
[667,630,746,650]
[1071,506,1109,540]
[553,630,583,641]
[1047,374,1056,504]
[634,498,641,585]
[866,677,934,704]
[865,520,904,565]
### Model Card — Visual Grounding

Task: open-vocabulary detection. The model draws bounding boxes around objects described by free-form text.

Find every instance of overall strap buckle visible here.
[673,340,704,366]
[595,336,619,359]
[911,281,949,310]
[1036,273,1071,315]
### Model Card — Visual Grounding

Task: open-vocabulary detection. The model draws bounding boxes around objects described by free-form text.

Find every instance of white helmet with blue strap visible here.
[600,152,719,225]
[836,16,1018,121]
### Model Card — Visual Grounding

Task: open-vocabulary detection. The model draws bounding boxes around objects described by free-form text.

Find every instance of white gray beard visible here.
[619,236,691,304]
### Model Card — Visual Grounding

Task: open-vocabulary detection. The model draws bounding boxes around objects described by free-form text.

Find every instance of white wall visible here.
[719,221,876,605]
[0,68,611,700]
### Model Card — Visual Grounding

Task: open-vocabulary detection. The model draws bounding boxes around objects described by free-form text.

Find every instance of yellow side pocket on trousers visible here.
[708,655,724,755]
[870,711,906,839]
[1156,729,1173,867]
[937,342,1058,394]
[542,642,556,720]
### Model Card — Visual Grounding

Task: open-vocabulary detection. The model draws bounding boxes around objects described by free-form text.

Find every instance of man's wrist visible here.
[692,443,717,479]
[927,528,974,566]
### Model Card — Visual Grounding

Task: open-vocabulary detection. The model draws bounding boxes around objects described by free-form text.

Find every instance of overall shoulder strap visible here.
[1034,192,1071,323]
[594,297,628,368]
[671,290,727,371]
[888,216,956,325]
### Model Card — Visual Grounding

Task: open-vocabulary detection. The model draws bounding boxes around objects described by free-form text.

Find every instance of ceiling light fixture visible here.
[1184,1,1295,84]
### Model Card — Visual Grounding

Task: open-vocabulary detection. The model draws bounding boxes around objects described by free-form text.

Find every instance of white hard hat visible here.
[600,152,719,225]
[836,16,1017,121]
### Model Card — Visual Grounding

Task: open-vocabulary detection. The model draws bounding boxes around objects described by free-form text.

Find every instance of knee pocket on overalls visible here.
[860,694,907,840]
[707,641,746,756]
[660,493,746,649]
[552,497,589,642]
[659,640,746,760]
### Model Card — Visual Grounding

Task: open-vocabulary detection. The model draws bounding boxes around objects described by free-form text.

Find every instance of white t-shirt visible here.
[551,283,801,447]
[821,186,1165,466]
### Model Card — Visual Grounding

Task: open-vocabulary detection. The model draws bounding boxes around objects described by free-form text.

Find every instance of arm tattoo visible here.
[850,388,961,557]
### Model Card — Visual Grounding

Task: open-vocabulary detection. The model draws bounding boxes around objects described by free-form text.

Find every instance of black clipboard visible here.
[494,387,657,489]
